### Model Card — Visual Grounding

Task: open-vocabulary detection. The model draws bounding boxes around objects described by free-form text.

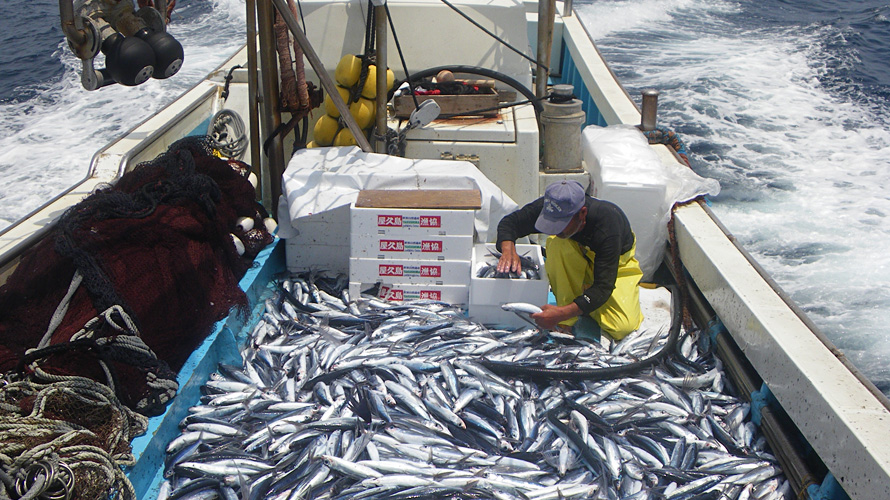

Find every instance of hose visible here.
[390,65,543,122]
[208,109,248,159]
[479,286,681,381]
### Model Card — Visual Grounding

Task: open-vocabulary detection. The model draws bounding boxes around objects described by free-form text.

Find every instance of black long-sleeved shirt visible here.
[496,196,634,315]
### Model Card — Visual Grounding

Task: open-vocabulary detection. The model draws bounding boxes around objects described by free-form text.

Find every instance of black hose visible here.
[389,65,543,121]
[479,286,682,381]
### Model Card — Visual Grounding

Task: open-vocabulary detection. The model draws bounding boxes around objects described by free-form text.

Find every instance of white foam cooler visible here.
[582,125,668,279]
[468,243,549,327]
[285,204,352,275]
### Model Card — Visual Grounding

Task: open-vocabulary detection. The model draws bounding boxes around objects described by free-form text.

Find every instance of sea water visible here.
[0,0,247,229]
[1,0,888,394]
[575,0,890,393]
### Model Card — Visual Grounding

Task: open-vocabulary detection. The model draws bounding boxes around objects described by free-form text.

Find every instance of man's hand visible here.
[497,241,522,274]
[532,303,582,331]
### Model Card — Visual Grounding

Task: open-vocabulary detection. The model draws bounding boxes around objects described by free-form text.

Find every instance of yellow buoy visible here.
[324,86,352,118]
[313,114,339,147]
[349,97,376,129]
[333,128,359,147]
[361,65,395,99]
[335,55,362,88]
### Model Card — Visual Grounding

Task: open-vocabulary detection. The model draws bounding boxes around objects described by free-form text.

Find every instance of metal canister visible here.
[541,84,585,172]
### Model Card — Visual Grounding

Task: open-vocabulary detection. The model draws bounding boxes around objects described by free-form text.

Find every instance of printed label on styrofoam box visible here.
[376,214,442,229]
[380,285,441,302]
[351,206,475,236]
[375,283,469,305]
[378,264,442,278]
[350,257,470,284]
[352,233,474,261]
[379,239,443,253]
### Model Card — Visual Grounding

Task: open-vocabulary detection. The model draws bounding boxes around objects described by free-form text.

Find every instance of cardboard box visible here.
[349,257,471,285]
[468,243,549,327]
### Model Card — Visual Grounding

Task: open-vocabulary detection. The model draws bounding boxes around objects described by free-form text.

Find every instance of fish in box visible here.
[469,243,550,327]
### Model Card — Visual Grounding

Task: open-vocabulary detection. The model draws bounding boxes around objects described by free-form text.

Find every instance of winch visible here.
[59,0,184,90]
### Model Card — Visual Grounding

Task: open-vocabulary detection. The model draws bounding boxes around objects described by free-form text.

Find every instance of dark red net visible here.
[0,137,273,416]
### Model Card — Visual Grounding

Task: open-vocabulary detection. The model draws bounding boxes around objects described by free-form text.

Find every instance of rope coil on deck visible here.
[0,376,146,500]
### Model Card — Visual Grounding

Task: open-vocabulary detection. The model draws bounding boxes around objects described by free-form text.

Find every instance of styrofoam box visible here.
[287,240,349,275]
[349,281,469,306]
[350,205,475,236]
[349,257,471,285]
[592,180,666,280]
[351,233,474,261]
[468,243,550,327]
[285,204,351,274]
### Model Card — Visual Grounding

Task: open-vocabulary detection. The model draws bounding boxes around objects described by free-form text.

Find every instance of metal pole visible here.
[256,0,285,206]
[640,89,659,131]
[535,0,549,99]
[245,0,264,204]
[535,0,555,99]
[375,4,388,153]
[270,0,372,152]
[563,0,573,17]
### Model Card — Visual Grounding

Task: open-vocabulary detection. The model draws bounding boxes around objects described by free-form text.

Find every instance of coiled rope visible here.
[0,377,146,500]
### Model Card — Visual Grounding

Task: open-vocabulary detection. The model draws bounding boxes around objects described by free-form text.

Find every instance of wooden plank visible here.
[356,189,482,209]
[393,94,499,118]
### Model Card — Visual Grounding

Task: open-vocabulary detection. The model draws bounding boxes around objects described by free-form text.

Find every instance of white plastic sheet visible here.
[277,146,519,242]
[583,125,721,279]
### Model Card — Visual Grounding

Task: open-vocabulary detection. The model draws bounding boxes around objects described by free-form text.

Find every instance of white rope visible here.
[37,271,83,350]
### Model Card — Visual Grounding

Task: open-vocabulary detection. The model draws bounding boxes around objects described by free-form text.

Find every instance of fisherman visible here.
[496,180,643,339]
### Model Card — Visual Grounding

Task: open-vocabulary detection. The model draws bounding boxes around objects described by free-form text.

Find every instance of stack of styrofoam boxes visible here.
[468,243,549,328]
[582,126,668,280]
[348,192,476,306]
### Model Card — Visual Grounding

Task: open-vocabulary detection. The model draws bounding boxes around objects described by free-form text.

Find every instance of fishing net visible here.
[0,136,273,417]
[0,377,147,500]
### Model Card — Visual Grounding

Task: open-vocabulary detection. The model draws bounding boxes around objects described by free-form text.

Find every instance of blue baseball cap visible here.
[535,181,586,235]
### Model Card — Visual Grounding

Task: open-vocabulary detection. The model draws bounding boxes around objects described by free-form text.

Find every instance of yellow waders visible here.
[544,235,644,340]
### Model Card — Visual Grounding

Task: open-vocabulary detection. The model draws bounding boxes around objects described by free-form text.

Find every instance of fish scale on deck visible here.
[159,273,789,500]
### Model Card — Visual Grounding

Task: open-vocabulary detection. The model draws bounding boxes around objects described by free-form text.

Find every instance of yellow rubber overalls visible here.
[545,235,644,340]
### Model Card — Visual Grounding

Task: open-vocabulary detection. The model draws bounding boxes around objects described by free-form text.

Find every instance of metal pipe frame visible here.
[534,0,554,99]
[256,0,286,205]
[374,4,388,153]
[245,0,264,205]
[562,0,573,17]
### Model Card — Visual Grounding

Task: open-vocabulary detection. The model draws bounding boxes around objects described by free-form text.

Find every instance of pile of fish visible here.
[159,273,789,500]
[475,249,541,280]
